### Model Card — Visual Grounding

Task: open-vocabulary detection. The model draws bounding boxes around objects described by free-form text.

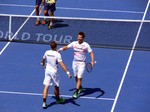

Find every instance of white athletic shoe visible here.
[42,102,47,109]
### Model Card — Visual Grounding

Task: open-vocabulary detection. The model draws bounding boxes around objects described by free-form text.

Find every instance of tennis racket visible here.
[86,61,96,73]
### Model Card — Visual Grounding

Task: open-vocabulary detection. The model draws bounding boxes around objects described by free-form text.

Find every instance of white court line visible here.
[0,9,35,55]
[0,13,146,22]
[0,3,144,14]
[58,7,144,14]
[0,90,114,101]
[110,1,150,112]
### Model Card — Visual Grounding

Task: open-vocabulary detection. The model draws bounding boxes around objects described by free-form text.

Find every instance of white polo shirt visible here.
[43,50,62,71]
[67,41,92,62]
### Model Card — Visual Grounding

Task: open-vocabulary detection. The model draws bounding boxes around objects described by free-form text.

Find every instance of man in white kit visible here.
[58,32,95,99]
[41,41,72,109]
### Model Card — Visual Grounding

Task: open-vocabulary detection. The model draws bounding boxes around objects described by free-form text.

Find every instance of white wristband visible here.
[66,71,70,75]
[40,63,44,66]
[59,48,63,51]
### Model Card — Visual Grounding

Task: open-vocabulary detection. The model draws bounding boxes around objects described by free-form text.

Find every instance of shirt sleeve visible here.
[57,53,62,62]
[67,42,74,48]
[87,43,92,53]
[43,51,47,59]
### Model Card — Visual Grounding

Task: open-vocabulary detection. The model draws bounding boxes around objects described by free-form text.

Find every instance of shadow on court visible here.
[29,18,69,29]
[52,19,69,29]
[46,97,80,109]
[53,23,69,29]
[45,87,105,109]
[69,87,105,98]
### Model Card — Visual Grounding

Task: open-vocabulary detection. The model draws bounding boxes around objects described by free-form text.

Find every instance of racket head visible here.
[86,62,93,73]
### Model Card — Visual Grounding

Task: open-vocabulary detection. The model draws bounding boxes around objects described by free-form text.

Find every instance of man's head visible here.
[77,32,85,44]
[50,41,57,50]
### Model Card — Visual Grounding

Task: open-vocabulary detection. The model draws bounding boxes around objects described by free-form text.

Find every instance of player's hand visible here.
[91,62,94,67]
[91,61,97,67]
[68,74,72,79]
[40,63,46,69]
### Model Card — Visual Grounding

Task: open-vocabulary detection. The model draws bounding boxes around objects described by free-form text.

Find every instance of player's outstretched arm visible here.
[41,58,45,66]
[59,61,72,78]
[90,51,95,67]
[57,46,69,52]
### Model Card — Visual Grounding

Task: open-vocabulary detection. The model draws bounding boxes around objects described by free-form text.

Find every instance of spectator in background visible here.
[35,0,44,26]
[42,0,57,29]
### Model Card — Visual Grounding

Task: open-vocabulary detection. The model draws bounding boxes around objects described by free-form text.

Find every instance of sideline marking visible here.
[0,3,144,14]
[110,1,150,112]
[0,90,114,101]
[0,9,35,55]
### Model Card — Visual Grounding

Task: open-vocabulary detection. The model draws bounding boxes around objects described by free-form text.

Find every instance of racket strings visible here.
[86,62,92,73]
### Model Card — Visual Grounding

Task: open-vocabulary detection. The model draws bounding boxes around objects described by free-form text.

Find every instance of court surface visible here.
[0,0,150,112]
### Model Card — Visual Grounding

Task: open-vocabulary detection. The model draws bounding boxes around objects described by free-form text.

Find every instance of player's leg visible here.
[42,3,49,25]
[48,3,56,29]
[77,78,82,91]
[73,78,83,98]
[52,72,65,104]
[42,85,49,109]
[42,9,48,25]
[42,71,52,109]
[75,76,83,91]
[35,5,39,16]
[77,78,83,93]
[75,76,77,87]
[54,86,59,99]
[75,76,82,89]
[72,62,85,98]
[72,61,78,85]
[35,0,42,25]
[48,11,54,28]
[54,86,65,104]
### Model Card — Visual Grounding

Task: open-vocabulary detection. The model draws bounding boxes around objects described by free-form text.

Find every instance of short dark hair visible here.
[50,41,57,49]
[78,32,85,38]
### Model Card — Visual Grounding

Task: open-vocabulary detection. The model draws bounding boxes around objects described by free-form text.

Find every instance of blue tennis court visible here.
[0,0,150,112]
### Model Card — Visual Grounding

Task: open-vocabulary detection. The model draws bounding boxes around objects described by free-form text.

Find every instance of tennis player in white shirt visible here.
[58,32,95,99]
[41,41,72,109]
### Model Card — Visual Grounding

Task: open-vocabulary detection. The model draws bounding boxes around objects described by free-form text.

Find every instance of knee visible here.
[35,5,39,10]
[44,11,49,16]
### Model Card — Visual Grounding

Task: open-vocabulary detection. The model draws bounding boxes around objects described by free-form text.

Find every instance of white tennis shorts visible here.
[43,70,59,87]
[72,61,85,78]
